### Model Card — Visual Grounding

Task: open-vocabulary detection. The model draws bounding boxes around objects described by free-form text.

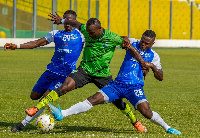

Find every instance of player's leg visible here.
[13,92,57,132]
[30,91,44,100]
[126,86,181,135]
[30,70,54,100]
[33,76,76,110]
[26,76,76,116]
[11,91,49,132]
[26,66,91,116]
[137,102,181,135]
[94,78,144,132]
[11,107,46,132]
[48,92,105,121]
[22,90,52,127]
[112,99,137,123]
[24,89,52,124]
[112,99,147,132]
[12,72,65,132]
[48,82,118,121]
[11,71,53,131]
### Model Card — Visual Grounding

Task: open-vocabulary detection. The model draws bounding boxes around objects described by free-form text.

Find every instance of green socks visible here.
[121,103,137,124]
[36,90,59,110]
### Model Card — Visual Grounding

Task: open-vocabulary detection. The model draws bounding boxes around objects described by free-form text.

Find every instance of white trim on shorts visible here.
[98,90,110,104]
[135,99,148,110]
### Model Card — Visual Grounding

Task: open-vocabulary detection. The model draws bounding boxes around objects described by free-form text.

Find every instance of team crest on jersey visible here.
[140,51,145,56]
[71,34,78,40]
[145,53,151,58]
[102,42,109,48]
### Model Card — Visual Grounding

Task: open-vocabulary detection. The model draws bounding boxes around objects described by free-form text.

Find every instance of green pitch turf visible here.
[0,47,199,137]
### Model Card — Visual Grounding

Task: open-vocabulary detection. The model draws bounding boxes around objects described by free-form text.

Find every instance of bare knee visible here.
[30,91,43,100]
[87,92,105,106]
[137,101,153,119]
[140,108,153,119]
[30,95,38,100]
[58,77,76,95]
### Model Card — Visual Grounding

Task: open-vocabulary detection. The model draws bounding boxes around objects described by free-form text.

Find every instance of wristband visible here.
[127,43,131,48]
[61,19,65,25]
[17,44,20,48]
[125,43,131,50]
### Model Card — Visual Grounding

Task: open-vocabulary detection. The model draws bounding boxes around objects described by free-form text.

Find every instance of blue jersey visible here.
[115,38,162,86]
[45,29,85,76]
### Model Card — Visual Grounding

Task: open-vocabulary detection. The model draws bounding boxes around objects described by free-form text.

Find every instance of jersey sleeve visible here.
[45,30,59,43]
[152,51,162,70]
[129,38,139,48]
[129,38,138,44]
[79,24,90,40]
[79,24,87,34]
[110,32,123,48]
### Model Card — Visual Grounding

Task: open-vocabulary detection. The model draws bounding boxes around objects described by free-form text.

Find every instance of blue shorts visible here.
[99,81,148,110]
[32,70,67,93]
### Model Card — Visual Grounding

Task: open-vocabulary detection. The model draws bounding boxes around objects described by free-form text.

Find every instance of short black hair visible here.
[63,10,77,17]
[86,18,101,29]
[143,30,156,39]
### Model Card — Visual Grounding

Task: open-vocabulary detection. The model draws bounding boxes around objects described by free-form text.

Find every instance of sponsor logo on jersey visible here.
[57,48,72,53]
[62,34,78,41]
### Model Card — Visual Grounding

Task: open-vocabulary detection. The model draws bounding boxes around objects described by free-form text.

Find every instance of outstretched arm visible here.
[4,37,49,51]
[63,19,82,29]
[48,12,82,29]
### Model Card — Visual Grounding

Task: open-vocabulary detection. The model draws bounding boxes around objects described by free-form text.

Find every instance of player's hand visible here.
[141,61,153,69]
[4,43,17,51]
[142,68,149,80]
[121,36,131,50]
[48,12,62,25]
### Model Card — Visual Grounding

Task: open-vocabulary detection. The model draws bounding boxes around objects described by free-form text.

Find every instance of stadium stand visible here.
[193,1,200,39]
[151,0,170,39]
[172,1,191,39]
[0,0,200,39]
[98,0,108,29]
[130,0,149,39]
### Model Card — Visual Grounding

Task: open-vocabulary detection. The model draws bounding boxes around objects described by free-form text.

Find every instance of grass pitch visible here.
[0,47,199,137]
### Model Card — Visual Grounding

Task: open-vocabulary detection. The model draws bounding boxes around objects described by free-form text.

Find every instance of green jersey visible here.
[79,24,123,77]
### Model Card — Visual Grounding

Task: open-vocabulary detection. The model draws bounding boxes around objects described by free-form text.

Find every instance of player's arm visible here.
[4,37,49,51]
[121,36,146,67]
[48,12,82,29]
[151,64,163,81]
[127,45,145,64]
[63,19,82,29]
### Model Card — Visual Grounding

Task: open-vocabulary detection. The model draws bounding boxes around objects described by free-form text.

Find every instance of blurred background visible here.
[0,0,200,40]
